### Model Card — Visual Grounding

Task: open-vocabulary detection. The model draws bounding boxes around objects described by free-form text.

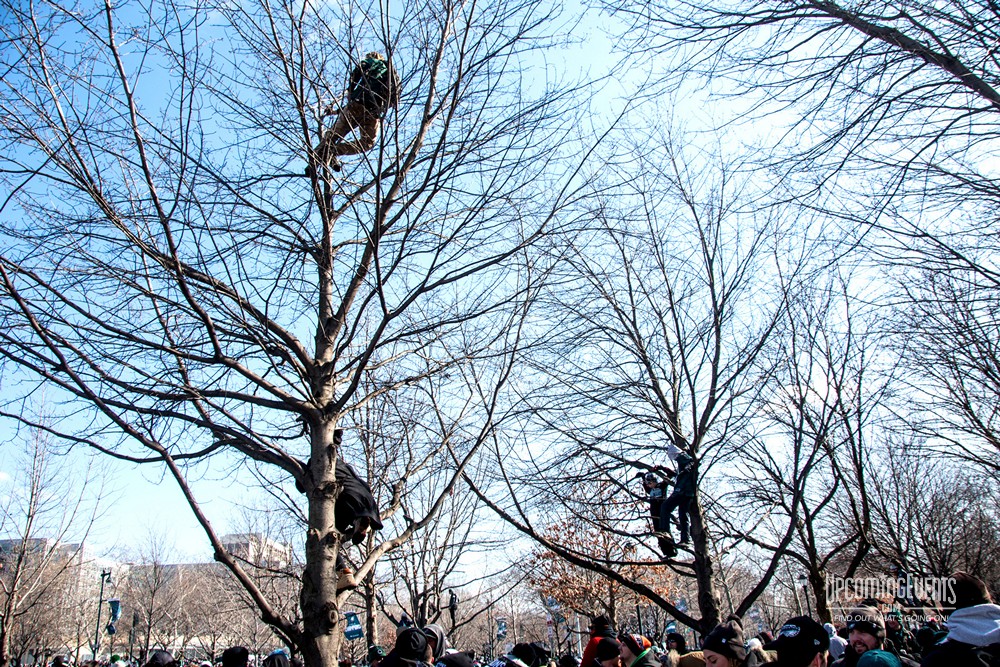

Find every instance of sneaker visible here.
[336,569,357,592]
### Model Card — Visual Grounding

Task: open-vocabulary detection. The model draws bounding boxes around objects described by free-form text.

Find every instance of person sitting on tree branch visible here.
[308,50,401,174]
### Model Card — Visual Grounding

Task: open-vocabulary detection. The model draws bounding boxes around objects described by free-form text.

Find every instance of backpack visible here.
[349,56,399,111]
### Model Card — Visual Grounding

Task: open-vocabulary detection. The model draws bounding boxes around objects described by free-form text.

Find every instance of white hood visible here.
[947,604,1000,646]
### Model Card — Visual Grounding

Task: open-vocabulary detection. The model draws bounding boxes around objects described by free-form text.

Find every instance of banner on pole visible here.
[108,598,122,622]
[344,612,364,640]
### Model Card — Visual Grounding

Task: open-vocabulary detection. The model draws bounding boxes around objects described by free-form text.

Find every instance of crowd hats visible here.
[594,638,621,662]
[702,621,747,663]
[767,615,830,666]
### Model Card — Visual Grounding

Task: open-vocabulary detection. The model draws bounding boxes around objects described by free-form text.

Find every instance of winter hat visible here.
[423,624,449,661]
[52,657,68,667]
[766,615,830,667]
[594,638,621,662]
[112,657,122,663]
[746,638,762,651]
[262,652,290,667]
[951,571,993,609]
[845,607,886,640]
[701,621,746,662]
[856,650,902,667]
[591,616,614,637]
[617,633,647,657]
[396,628,430,664]
[222,647,250,667]
[822,623,836,637]
[368,646,388,662]
[665,633,686,653]
[144,652,176,667]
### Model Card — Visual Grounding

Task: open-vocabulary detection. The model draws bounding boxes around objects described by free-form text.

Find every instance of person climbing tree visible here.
[309,50,401,173]
[295,428,384,591]
[637,444,696,558]
[660,444,695,546]
[638,468,675,558]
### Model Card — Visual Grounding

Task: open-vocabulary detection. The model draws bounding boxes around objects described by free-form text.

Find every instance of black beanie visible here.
[591,616,613,637]
[222,648,250,667]
[145,652,176,667]
[594,638,621,662]
[702,621,746,662]
[396,628,429,664]
[952,571,993,609]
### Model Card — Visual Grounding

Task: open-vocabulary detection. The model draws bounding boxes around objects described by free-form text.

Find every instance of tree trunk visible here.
[810,569,831,624]
[364,567,378,648]
[299,418,343,667]
[688,495,721,633]
[0,622,10,667]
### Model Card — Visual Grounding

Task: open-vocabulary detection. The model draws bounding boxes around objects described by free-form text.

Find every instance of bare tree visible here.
[120,534,196,658]
[893,271,1000,481]
[0,431,102,667]
[0,0,595,664]
[719,272,891,622]
[599,0,1000,486]
[467,133,804,631]
[866,445,1000,594]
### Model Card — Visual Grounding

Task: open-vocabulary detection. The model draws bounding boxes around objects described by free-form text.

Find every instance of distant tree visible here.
[525,490,676,629]
[866,447,1000,596]
[719,274,888,623]
[0,433,101,667]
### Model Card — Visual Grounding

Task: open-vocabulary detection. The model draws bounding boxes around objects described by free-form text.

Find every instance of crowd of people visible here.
[574,571,999,667]
[44,571,999,667]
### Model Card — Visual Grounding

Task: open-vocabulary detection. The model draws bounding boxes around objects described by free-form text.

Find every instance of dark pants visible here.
[659,491,691,542]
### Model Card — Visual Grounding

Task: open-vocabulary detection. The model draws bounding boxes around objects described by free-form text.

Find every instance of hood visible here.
[946,604,1000,646]
[423,624,449,661]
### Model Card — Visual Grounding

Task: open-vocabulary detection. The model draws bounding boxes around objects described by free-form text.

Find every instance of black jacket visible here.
[334,456,383,534]
[347,57,400,113]
[921,641,1000,667]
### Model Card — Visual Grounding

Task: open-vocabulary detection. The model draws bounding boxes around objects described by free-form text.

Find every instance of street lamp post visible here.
[128,612,139,662]
[93,569,112,661]
[799,575,813,617]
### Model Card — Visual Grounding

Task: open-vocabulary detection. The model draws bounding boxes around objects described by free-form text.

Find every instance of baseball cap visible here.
[767,616,830,667]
